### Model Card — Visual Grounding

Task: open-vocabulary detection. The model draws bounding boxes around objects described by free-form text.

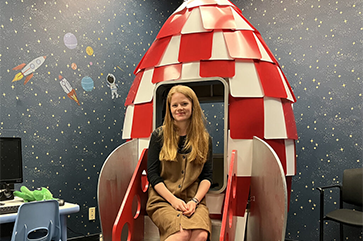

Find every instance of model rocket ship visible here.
[12,56,47,85]
[122,0,297,201]
[123,0,297,172]
[98,1,299,240]
[59,75,80,105]
[116,0,297,238]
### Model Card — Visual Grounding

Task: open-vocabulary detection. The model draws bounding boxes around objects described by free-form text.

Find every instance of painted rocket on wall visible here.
[59,75,80,105]
[122,0,297,181]
[12,56,47,85]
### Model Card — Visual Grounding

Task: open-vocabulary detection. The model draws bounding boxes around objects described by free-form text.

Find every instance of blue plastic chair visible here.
[11,200,61,241]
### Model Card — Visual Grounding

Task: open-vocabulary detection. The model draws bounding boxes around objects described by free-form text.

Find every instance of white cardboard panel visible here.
[210,31,232,60]
[122,105,134,139]
[285,139,296,176]
[235,215,248,241]
[181,7,208,34]
[205,193,225,214]
[186,0,233,9]
[200,6,236,30]
[134,68,155,104]
[231,8,254,30]
[277,66,295,102]
[224,31,256,59]
[158,35,181,67]
[228,131,253,176]
[180,61,200,80]
[138,138,151,160]
[253,33,273,63]
[247,137,287,241]
[230,60,264,97]
[264,97,287,139]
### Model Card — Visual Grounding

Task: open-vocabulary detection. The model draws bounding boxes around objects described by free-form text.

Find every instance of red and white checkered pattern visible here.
[122,0,298,175]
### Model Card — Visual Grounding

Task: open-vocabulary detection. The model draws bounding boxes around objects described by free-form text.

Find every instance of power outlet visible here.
[89,207,96,221]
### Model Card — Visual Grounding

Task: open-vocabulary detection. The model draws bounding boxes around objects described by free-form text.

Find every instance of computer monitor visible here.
[0,137,23,201]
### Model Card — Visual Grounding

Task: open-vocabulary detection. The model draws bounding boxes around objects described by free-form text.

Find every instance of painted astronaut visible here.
[106,73,120,99]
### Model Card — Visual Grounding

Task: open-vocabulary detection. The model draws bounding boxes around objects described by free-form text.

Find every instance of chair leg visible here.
[319,190,324,241]
[339,223,343,241]
[319,220,324,241]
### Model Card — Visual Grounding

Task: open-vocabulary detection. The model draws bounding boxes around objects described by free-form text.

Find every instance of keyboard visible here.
[0,205,19,215]
[0,199,65,215]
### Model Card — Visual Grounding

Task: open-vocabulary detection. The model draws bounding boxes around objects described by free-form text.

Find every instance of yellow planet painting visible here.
[86,46,94,56]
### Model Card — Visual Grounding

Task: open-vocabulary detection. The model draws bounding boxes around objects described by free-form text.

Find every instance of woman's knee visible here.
[180,229,192,240]
[190,230,208,241]
[166,229,191,241]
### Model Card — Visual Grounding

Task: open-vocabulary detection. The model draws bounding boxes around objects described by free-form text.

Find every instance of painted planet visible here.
[71,63,77,70]
[86,46,94,56]
[81,76,94,92]
[63,33,77,49]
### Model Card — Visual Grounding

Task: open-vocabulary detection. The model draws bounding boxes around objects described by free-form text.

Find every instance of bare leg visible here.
[165,226,191,241]
[190,229,208,241]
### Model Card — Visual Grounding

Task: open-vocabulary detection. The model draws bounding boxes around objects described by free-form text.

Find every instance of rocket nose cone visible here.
[58,75,63,80]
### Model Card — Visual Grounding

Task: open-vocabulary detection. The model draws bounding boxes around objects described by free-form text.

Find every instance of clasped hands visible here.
[171,197,197,217]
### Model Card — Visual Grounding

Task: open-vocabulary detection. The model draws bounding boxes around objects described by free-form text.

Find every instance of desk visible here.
[0,198,80,241]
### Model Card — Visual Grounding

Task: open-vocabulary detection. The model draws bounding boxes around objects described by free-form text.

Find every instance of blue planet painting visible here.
[81,76,94,92]
[63,32,77,49]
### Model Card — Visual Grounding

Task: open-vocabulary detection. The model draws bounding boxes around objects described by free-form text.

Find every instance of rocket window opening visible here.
[154,78,228,193]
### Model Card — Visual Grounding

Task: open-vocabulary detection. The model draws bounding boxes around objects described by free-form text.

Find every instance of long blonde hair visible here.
[159,85,210,164]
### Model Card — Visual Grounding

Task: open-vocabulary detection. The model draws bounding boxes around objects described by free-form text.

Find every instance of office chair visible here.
[317,167,363,241]
[11,199,61,241]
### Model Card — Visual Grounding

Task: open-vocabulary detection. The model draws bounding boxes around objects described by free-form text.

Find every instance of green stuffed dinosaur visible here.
[13,186,54,202]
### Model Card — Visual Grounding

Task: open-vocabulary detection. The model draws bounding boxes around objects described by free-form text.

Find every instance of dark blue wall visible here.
[0,0,181,237]
[0,0,361,240]
[234,0,362,240]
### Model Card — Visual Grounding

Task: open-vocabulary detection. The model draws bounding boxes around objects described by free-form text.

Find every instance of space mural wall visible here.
[0,0,361,240]
[235,0,362,240]
[0,0,180,237]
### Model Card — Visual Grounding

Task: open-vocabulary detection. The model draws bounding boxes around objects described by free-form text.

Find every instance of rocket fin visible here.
[12,63,26,71]
[23,73,33,85]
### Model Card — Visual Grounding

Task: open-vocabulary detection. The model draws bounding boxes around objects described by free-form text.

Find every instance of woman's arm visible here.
[154,182,188,212]
[147,129,188,212]
[183,179,211,217]
[147,129,164,187]
[193,179,211,203]
[198,136,213,184]
[184,136,213,216]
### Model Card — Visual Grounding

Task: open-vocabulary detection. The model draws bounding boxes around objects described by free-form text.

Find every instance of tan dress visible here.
[146,152,212,241]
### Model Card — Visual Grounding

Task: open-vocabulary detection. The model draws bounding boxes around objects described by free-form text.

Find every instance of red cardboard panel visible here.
[200,6,236,29]
[179,32,213,62]
[224,30,261,59]
[131,102,153,138]
[125,71,144,106]
[255,61,287,99]
[138,37,172,71]
[200,60,235,77]
[282,99,298,140]
[152,64,182,83]
[229,97,264,139]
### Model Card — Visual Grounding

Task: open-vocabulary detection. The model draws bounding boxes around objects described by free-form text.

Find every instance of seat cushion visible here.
[326,209,363,226]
